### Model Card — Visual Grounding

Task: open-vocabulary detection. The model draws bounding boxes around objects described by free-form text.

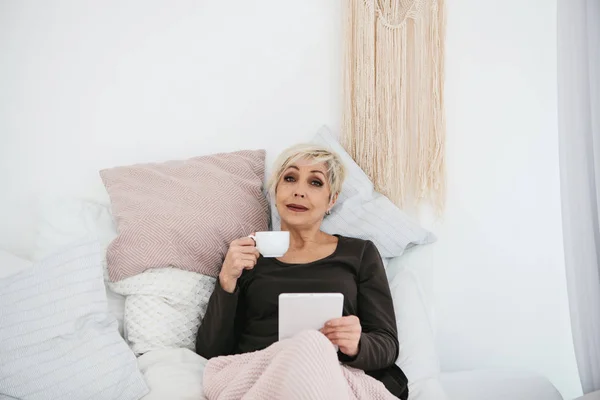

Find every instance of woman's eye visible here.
[284,176,295,182]
[311,180,323,187]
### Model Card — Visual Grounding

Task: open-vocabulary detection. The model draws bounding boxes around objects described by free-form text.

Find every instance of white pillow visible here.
[271,126,435,257]
[0,249,32,278]
[386,252,447,399]
[0,240,149,400]
[33,196,117,261]
[109,268,216,355]
[32,196,126,335]
[32,196,218,355]
[408,377,449,400]
[385,243,437,329]
[390,267,440,381]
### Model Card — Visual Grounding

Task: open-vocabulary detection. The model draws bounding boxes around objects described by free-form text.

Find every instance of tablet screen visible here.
[278,293,344,341]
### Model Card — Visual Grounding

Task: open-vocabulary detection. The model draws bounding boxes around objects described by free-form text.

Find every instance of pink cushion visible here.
[100,150,269,282]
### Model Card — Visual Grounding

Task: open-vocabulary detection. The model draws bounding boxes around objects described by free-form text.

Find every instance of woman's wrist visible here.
[219,275,237,293]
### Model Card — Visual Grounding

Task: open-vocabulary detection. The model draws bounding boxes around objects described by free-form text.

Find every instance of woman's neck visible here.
[279,222,324,250]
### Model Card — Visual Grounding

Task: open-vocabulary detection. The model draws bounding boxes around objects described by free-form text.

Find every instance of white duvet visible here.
[137,349,564,400]
[138,348,208,400]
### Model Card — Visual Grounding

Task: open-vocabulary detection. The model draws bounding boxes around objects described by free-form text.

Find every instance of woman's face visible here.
[275,159,335,229]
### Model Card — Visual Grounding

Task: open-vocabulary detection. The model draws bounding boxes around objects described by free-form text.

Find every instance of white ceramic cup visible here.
[248,231,290,257]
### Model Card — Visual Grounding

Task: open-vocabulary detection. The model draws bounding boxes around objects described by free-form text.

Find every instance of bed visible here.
[136,347,563,400]
[0,240,563,400]
[440,369,563,400]
[0,129,565,399]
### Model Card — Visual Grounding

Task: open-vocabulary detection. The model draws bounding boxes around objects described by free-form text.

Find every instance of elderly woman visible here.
[196,144,408,399]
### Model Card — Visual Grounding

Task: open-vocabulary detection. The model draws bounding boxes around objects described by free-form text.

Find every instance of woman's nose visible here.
[294,193,305,198]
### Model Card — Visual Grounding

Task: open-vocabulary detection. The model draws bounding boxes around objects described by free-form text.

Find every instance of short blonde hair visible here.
[267,143,346,200]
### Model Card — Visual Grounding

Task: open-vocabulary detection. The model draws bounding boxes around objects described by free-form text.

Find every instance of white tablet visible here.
[278,293,344,341]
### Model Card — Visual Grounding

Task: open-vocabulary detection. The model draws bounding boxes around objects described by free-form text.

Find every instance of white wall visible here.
[431,1,581,399]
[0,0,582,398]
[0,0,341,255]
[428,0,581,399]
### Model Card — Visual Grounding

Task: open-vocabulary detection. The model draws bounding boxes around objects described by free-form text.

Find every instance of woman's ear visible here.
[328,192,339,210]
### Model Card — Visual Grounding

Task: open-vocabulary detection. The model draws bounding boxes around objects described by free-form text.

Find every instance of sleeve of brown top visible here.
[195,279,244,359]
[339,240,400,371]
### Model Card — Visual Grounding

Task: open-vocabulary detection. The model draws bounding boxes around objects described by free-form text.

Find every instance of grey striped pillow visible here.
[0,240,148,400]
[271,126,435,257]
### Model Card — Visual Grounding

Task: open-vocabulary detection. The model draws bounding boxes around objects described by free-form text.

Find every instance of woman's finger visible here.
[233,237,256,247]
[238,254,257,263]
[321,325,361,336]
[233,254,256,266]
[240,260,256,270]
[324,331,356,341]
[237,246,260,256]
[324,317,351,327]
[325,315,360,328]
[321,324,360,334]
[330,339,356,351]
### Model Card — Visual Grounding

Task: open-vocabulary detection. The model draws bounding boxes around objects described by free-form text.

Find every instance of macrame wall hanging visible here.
[341,0,446,212]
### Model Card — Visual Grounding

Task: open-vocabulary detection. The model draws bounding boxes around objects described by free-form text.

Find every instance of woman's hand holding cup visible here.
[219,236,260,293]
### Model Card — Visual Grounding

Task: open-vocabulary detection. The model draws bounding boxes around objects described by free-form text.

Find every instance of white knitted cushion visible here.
[109,268,216,355]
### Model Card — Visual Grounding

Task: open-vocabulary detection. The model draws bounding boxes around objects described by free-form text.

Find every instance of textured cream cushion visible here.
[100,150,269,282]
[109,268,216,355]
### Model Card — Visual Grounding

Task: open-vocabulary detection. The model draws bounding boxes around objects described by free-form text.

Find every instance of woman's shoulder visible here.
[334,235,384,275]
[334,234,377,257]
[335,234,373,246]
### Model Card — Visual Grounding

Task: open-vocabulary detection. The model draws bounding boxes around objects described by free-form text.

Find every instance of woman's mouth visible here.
[286,204,309,212]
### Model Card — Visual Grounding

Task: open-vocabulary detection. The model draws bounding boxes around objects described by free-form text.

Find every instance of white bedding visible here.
[137,348,565,400]
[2,246,564,400]
[5,211,565,400]
[137,348,207,400]
[440,369,563,400]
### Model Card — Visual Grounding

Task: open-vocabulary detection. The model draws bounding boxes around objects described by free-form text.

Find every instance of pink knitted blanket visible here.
[202,330,396,400]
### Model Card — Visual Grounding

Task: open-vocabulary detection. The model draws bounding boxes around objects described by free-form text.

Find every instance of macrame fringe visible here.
[342,0,446,213]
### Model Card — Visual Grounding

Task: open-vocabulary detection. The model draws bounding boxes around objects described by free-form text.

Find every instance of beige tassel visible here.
[342,0,446,213]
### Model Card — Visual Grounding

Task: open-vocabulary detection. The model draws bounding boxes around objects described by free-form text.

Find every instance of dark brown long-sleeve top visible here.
[196,235,408,399]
